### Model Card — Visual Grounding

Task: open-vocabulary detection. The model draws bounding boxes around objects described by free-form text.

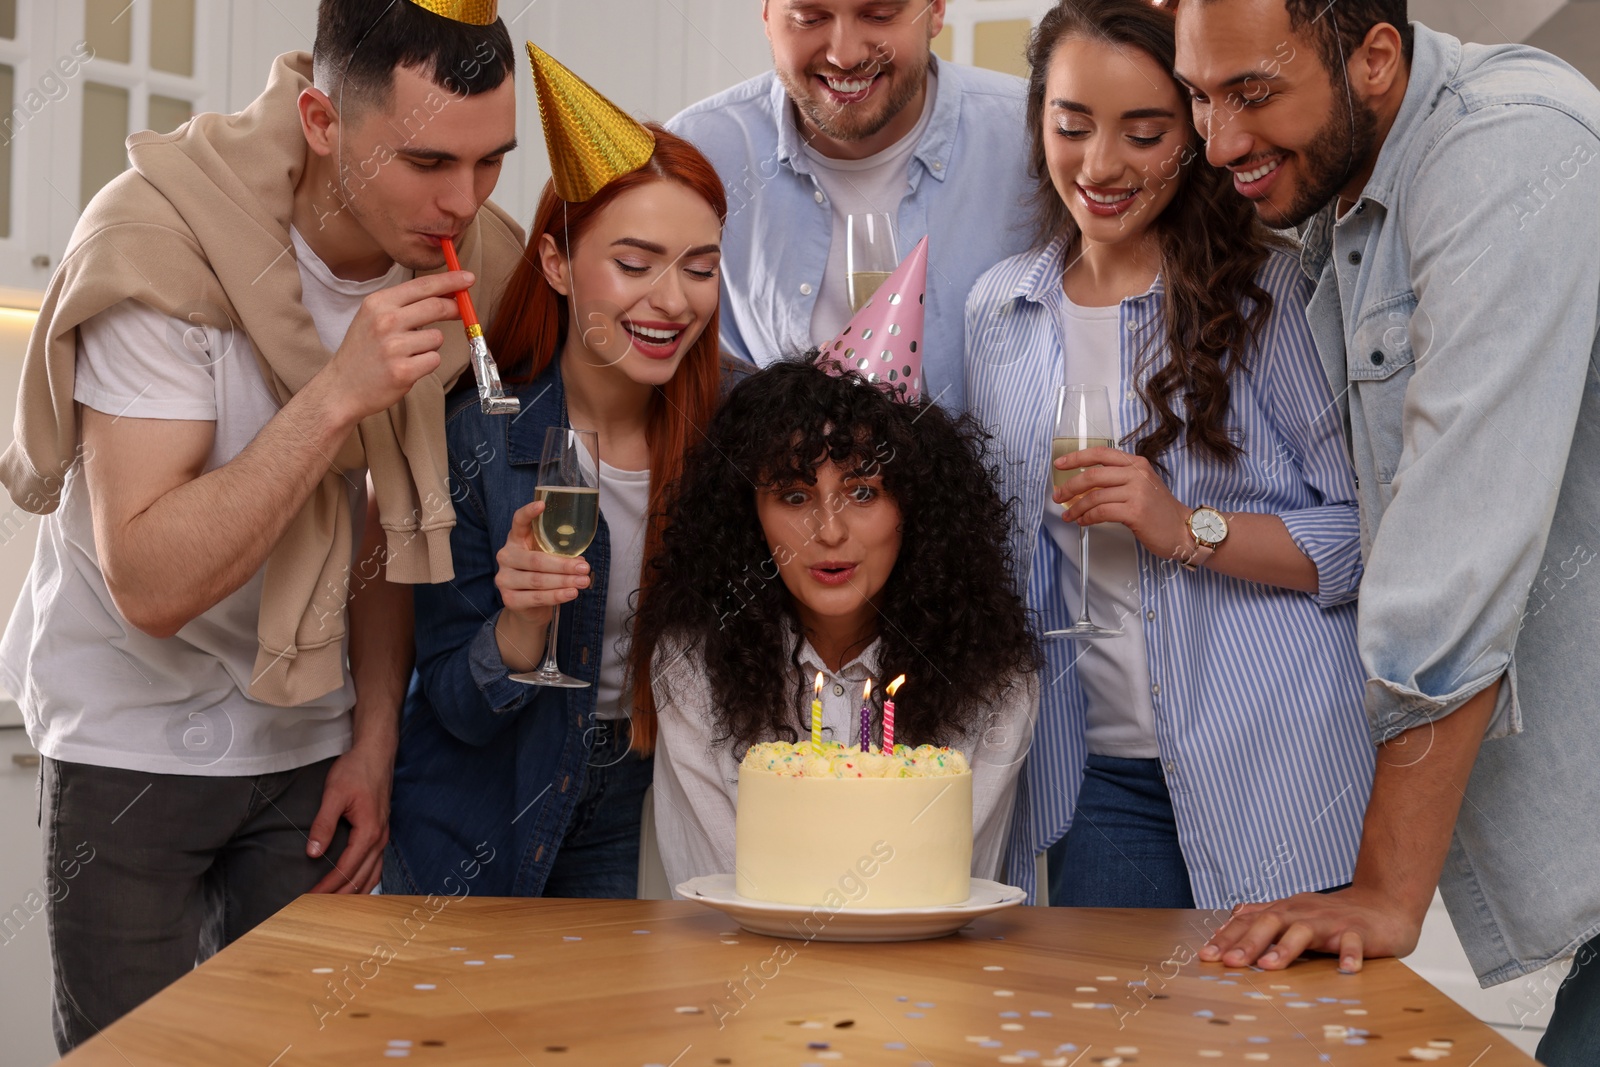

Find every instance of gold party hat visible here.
[406,0,498,25]
[526,42,656,203]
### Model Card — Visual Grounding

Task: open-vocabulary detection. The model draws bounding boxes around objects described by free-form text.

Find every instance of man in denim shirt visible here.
[1175,0,1600,1059]
[667,0,1031,411]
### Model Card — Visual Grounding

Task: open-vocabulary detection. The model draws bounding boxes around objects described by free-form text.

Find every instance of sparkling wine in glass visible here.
[846,212,898,312]
[512,427,600,688]
[1047,385,1122,640]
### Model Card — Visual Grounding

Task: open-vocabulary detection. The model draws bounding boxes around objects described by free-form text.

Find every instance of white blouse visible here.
[650,632,1039,896]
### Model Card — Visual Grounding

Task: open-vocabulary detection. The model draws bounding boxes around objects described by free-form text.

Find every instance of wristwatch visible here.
[1183,506,1229,571]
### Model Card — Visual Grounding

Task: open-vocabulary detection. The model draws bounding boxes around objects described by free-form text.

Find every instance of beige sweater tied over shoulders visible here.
[0,52,527,707]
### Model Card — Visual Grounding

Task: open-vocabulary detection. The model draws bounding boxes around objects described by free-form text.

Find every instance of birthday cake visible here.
[734,741,973,908]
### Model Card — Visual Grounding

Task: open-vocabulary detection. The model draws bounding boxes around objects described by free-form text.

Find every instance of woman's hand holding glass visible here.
[493,499,592,673]
[1054,446,1194,563]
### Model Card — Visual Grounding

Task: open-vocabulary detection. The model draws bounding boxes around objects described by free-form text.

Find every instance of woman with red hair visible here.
[382,116,729,898]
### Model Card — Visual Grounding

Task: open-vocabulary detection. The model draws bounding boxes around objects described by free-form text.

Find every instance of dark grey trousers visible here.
[41,755,348,1053]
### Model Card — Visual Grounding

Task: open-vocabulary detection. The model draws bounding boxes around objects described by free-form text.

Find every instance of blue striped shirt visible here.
[965,237,1375,907]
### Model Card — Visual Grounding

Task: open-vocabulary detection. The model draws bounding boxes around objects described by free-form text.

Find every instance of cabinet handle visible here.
[12,752,40,768]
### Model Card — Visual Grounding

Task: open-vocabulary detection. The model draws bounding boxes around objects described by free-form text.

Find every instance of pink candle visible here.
[884,674,906,753]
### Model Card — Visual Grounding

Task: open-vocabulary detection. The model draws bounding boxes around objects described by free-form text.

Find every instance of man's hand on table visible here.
[308,738,395,894]
[1199,885,1424,972]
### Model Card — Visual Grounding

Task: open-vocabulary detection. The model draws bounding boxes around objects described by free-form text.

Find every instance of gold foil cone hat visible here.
[407,0,498,25]
[527,42,656,202]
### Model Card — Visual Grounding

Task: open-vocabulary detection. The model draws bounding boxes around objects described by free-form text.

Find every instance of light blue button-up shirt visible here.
[967,239,1374,908]
[1300,24,1600,985]
[667,57,1033,411]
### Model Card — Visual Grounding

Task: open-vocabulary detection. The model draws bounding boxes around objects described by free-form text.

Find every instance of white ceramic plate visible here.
[675,874,1026,942]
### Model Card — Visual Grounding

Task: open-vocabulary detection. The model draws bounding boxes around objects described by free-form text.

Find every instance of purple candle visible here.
[859,679,873,752]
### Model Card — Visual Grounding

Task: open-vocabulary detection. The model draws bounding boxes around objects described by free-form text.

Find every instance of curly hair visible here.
[630,359,1041,754]
[1025,0,1294,470]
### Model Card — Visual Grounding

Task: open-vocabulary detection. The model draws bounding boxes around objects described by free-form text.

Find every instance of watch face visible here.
[1191,509,1228,544]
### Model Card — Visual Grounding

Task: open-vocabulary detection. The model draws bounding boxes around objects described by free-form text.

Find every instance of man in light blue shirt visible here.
[667,0,1032,410]
[1176,1,1600,1061]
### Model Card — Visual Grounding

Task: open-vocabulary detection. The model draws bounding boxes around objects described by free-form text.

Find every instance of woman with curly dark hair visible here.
[634,357,1041,890]
[965,0,1373,909]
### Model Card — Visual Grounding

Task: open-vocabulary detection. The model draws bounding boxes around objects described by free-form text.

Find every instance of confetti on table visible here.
[674,1006,702,1014]
[994,990,1015,997]
[1075,986,1097,992]
[1234,1014,1256,1021]
[384,1052,409,1059]
[1344,1008,1368,1015]
[915,1002,935,1008]
[1101,1058,1123,1067]
[465,960,485,966]
[999,1011,1020,1019]
[449,946,464,951]
[965,1036,991,1043]
[1408,1050,1450,1062]
[1429,1041,1454,1049]
[494,954,514,959]
[1029,1011,1052,1018]
[1269,984,1291,990]
[633,929,651,934]
[984,965,1006,971]
[721,940,740,945]
[999,1057,1026,1065]
[1114,1047,1139,1055]
[1001,1023,1024,1031]
[413,983,436,991]
[884,1043,906,1050]
[311,967,333,974]
[1071,1002,1097,1009]
[1198,1052,1223,1059]
[563,936,582,942]
[1244,1055,1270,1062]
[1096,975,1117,982]
[388,1041,413,1048]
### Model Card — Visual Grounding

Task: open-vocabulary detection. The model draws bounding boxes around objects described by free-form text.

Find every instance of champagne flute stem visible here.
[536,602,563,677]
[1076,524,1094,627]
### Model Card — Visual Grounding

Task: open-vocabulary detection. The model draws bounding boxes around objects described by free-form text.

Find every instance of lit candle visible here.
[859,679,873,753]
[811,671,825,753]
[884,675,905,754]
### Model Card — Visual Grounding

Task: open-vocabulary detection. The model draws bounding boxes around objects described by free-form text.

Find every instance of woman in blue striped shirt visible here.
[965,0,1374,909]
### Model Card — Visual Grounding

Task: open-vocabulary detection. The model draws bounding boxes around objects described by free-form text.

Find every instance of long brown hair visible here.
[1025,0,1292,468]
[486,124,727,754]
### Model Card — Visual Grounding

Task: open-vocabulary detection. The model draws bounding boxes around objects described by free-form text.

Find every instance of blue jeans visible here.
[1048,755,1196,908]
[1537,932,1600,1066]
[541,718,652,898]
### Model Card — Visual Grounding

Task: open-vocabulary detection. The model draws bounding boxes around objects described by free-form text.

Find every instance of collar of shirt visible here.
[794,633,883,689]
[773,56,956,183]
[1009,232,1166,309]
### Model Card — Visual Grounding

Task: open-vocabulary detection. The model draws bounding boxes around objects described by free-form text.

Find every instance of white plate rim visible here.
[676,874,1026,917]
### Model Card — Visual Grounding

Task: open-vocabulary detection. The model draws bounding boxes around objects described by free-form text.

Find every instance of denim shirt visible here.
[1299,24,1600,983]
[667,57,1033,411]
[385,360,619,897]
[967,240,1372,907]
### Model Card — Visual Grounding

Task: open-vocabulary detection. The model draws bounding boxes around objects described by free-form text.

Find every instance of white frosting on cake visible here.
[735,742,973,908]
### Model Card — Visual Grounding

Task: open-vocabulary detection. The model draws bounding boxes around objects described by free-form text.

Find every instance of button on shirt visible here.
[967,239,1372,907]
[1297,23,1600,985]
[667,58,1033,411]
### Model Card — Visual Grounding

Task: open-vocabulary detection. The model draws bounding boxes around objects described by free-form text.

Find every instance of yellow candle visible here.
[811,671,825,753]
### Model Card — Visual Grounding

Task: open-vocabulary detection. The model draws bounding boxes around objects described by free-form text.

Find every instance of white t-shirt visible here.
[1045,293,1161,758]
[0,227,408,775]
[804,71,938,346]
[591,458,650,721]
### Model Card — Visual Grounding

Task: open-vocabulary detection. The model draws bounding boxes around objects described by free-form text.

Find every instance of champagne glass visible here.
[511,427,600,688]
[1046,385,1122,640]
[846,212,899,312]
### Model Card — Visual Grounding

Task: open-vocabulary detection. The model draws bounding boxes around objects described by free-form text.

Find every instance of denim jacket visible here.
[1300,24,1600,983]
[667,57,1033,411]
[384,359,618,897]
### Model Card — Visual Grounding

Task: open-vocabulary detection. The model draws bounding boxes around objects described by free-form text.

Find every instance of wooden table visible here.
[63,897,1534,1066]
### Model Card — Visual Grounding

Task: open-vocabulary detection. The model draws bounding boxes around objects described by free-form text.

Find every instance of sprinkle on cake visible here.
[742,740,970,779]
